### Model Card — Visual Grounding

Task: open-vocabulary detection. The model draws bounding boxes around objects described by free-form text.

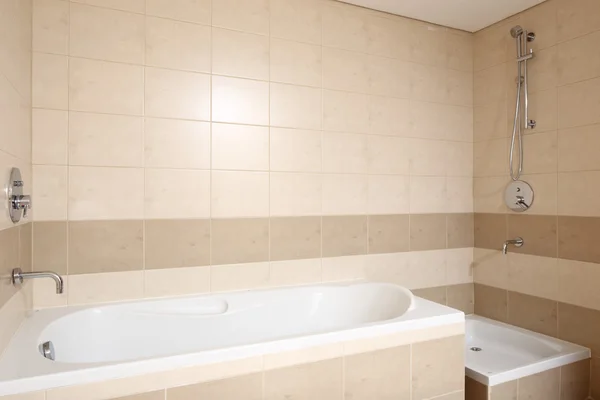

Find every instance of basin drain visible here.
[470,347,482,352]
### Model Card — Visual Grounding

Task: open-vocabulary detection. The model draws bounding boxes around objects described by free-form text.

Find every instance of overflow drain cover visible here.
[470,347,482,352]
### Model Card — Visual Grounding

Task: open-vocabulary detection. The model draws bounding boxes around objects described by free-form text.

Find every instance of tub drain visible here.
[470,347,482,352]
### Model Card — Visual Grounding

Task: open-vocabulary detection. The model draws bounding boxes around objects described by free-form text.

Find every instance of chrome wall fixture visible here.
[509,25,536,181]
[8,167,31,223]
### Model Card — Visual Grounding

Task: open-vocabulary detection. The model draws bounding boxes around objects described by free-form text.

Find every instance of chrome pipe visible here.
[12,268,64,294]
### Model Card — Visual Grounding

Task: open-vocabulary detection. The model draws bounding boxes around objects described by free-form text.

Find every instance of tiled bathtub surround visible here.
[0,324,465,400]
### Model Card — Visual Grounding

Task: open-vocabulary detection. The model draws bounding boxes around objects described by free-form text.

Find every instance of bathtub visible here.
[465,315,591,386]
[0,282,464,396]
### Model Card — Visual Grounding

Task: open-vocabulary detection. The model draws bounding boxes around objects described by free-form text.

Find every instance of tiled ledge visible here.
[32,250,474,309]
[32,213,474,275]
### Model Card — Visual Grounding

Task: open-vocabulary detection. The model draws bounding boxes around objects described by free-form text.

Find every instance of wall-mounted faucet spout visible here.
[12,268,64,294]
[502,237,524,255]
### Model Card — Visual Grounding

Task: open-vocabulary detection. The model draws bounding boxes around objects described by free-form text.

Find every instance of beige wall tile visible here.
[69,112,143,167]
[146,0,211,25]
[368,57,410,98]
[409,176,447,214]
[71,0,145,13]
[558,124,600,172]
[528,46,558,92]
[212,28,269,80]
[322,132,368,174]
[32,221,67,274]
[270,83,322,130]
[270,128,321,173]
[32,0,69,55]
[409,63,448,104]
[527,89,558,133]
[369,95,410,135]
[473,248,509,289]
[271,38,321,87]
[447,31,474,72]
[367,14,409,60]
[447,283,475,314]
[322,216,367,257]
[490,380,517,400]
[344,346,410,400]
[558,216,600,263]
[212,0,269,35]
[558,258,600,311]
[558,171,600,217]
[146,17,211,73]
[32,109,67,165]
[212,123,269,171]
[68,270,144,305]
[211,219,269,265]
[168,374,263,400]
[557,0,600,42]
[145,67,210,121]
[367,135,409,175]
[447,213,474,249]
[412,335,464,400]
[474,176,508,213]
[474,213,507,250]
[323,90,369,134]
[474,101,508,142]
[474,20,511,72]
[368,214,409,254]
[322,2,368,53]
[508,291,558,337]
[145,169,210,219]
[144,118,211,170]
[213,76,269,125]
[446,141,473,177]
[413,286,447,305]
[269,258,322,287]
[322,254,368,282]
[410,214,447,251]
[447,177,474,214]
[409,138,447,176]
[32,52,68,109]
[558,302,600,354]
[264,359,343,400]
[211,262,270,292]
[507,214,558,258]
[69,4,144,64]
[69,166,144,220]
[270,172,322,216]
[69,58,143,115]
[367,175,410,215]
[0,392,45,400]
[322,174,368,215]
[408,21,447,67]
[520,131,557,174]
[446,247,475,286]
[474,63,506,106]
[474,283,508,322]
[508,253,559,301]
[518,368,560,400]
[448,69,474,106]
[521,0,557,51]
[145,219,210,270]
[69,220,143,274]
[270,0,321,44]
[113,390,165,400]
[410,102,471,141]
[270,217,321,261]
[32,165,67,221]
[211,171,269,218]
[560,359,590,400]
[559,76,600,129]
[557,31,600,86]
[474,138,507,178]
[144,266,210,299]
[323,47,369,94]
[520,173,558,215]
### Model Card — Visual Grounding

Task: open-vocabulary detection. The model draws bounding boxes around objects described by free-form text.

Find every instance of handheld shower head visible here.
[510,25,524,38]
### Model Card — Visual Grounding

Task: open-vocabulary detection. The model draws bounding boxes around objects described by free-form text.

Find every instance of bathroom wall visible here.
[0,0,33,354]
[30,0,475,308]
[473,0,600,396]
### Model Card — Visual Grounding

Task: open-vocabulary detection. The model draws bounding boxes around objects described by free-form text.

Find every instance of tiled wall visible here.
[472,0,600,397]
[0,0,33,354]
[465,359,590,400]
[30,0,475,307]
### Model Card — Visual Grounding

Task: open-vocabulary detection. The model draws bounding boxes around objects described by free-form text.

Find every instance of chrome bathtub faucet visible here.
[502,237,524,255]
[11,268,64,294]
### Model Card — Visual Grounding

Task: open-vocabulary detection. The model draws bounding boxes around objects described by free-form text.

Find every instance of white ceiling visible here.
[337,0,547,32]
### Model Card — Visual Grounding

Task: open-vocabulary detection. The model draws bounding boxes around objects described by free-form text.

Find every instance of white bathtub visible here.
[465,315,591,386]
[0,282,463,396]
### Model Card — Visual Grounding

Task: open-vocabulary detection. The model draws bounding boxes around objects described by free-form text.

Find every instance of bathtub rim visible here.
[0,282,464,396]
[465,315,591,386]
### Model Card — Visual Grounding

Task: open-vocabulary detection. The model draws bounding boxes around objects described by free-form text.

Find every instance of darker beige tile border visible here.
[475,213,600,264]
[31,214,475,275]
[474,283,508,322]
[507,291,558,338]
[413,283,474,315]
